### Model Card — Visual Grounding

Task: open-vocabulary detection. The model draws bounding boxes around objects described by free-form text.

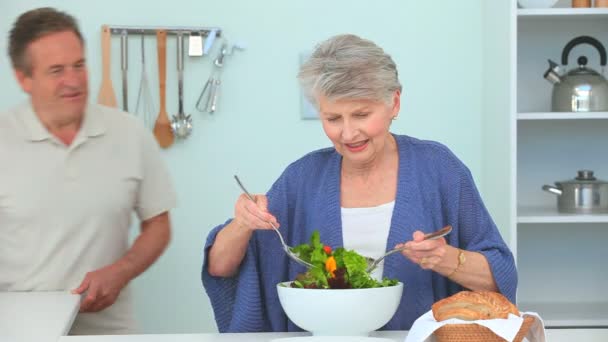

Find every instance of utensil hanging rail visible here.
[107,25,222,36]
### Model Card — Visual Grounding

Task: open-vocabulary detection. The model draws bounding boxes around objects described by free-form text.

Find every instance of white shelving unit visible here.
[512,2,608,328]
[519,302,608,327]
[518,7,608,17]
[517,206,608,223]
[518,111,608,120]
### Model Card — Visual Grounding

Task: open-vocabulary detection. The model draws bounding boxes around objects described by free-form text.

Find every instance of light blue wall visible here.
[0,0,493,334]
[482,1,513,244]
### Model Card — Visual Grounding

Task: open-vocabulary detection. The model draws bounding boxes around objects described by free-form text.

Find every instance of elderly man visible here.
[0,7,176,334]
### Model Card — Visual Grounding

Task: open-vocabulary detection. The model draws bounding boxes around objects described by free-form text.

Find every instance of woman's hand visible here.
[208,193,279,277]
[232,193,279,231]
[397,231,500,292]
[396,230,448,270]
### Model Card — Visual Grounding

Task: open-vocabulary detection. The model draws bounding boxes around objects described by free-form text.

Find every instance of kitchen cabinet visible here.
[512,1,608,327]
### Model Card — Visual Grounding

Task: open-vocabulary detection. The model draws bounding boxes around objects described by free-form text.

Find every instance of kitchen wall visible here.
[482,1,513,244]
[0,0,504,334]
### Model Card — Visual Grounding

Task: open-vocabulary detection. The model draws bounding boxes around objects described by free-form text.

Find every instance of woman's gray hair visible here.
[298,34,402,107]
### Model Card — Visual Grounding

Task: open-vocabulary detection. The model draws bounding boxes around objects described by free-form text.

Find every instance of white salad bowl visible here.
[276,281,403,336]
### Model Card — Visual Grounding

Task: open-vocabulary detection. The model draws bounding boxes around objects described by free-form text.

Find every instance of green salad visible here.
[288,230,399,289]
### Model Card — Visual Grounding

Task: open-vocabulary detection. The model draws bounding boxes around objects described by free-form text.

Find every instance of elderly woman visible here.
[202,34,517,332]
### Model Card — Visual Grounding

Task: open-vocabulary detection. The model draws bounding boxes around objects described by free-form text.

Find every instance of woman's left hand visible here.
[396,231,448,270]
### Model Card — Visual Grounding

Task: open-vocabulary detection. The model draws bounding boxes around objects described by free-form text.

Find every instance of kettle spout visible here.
[543,59,562,85]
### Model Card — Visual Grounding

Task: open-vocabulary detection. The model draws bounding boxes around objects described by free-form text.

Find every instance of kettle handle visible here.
[561,36,607,66]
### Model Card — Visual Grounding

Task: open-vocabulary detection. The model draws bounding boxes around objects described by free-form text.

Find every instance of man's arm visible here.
[73,212,171,312]
[117,211,171,280]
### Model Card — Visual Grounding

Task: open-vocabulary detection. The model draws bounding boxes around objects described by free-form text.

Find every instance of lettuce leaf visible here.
[289,230,399,289]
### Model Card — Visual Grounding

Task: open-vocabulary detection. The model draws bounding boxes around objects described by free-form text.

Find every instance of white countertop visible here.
[58,328,608,342]
[2,291,607,342]
[0,291,80,342]
[60,332,400,342]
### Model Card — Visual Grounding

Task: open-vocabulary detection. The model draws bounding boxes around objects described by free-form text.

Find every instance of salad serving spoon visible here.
[365,225,453,273]
[234,175,315,269]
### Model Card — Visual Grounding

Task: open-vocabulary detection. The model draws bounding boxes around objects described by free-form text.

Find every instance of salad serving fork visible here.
[234,175,315,269]
[365,225,453,273]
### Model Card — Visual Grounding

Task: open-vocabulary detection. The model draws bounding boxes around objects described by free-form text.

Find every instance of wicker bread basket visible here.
[433,315,535,342]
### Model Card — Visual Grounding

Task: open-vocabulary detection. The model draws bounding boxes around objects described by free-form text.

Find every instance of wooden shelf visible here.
[518,8,608,19]
[517,206,608,223]
[518,112,608,120]
[519,301,608,327]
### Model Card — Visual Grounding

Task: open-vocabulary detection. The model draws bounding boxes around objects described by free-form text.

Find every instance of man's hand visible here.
[72,263,132,312]
[71,212,171,312]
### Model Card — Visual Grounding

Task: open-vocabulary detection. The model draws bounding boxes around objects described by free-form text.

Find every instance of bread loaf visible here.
[432,291,519,321]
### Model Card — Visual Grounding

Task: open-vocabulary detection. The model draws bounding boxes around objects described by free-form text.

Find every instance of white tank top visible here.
[341,201,395,281]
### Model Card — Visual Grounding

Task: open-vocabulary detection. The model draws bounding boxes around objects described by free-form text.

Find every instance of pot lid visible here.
[558,170,608,185]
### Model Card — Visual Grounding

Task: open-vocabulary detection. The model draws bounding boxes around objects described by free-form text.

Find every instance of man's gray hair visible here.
[298,34,402,107]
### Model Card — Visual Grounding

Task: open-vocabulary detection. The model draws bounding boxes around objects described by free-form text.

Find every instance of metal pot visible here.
[542,170,608,213]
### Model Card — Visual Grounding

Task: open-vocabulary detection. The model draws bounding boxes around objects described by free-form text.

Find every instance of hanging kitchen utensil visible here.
[195,45,223,114]
[195,77,215,113]
[135,32,156,130]
[97,25,118,107]
[208,78,221,113]
[543,35,608,112]
[120,30,129,111]
[171,32,193,139]
[203,29,217,55]
[188,31,203,57]
[195,41,244,114]
[152,30,174,149]
[542,170,608,213]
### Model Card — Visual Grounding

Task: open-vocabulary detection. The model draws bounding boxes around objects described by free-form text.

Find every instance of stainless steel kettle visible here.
[543,36,608,112]
[542,170,608,214]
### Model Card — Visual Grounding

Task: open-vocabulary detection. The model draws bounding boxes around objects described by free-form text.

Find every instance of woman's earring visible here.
[392,116,398,120]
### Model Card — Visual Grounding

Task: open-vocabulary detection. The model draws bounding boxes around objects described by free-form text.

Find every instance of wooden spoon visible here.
[153,30,174,148]
[97,25,118,107]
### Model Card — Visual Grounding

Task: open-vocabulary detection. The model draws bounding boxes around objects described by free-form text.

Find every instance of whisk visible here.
[135,32,156,130]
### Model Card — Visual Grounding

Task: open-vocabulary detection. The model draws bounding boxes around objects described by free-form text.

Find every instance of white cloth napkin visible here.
[404,310,546,342]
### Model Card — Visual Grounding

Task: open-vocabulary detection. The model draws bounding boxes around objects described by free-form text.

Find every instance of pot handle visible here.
[542,185,562,196]
[561,36,607,66]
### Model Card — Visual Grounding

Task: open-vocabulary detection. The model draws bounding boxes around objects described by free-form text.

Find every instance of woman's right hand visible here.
[208,193,280,277]
[233,193,280,231]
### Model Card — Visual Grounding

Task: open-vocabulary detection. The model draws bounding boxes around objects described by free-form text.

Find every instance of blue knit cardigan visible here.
[202,134,517,332]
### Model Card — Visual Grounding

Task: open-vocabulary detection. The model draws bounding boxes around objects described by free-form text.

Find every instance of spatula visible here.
[97,25,118,107]
[153,29,174,149]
